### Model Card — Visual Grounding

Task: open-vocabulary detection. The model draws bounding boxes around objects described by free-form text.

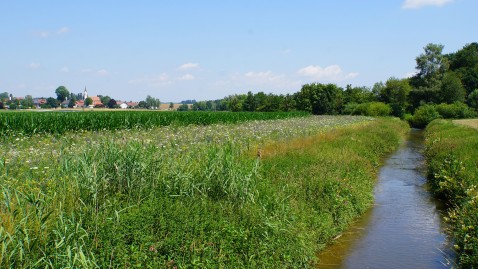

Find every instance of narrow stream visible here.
[317,129,455,268]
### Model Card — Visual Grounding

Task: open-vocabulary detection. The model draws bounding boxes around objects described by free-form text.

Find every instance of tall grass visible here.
[0,116,407,268]
[425,119,478,268]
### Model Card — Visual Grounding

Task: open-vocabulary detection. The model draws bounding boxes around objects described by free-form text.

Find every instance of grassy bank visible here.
[425,119,478,268]
[0,116,407,268]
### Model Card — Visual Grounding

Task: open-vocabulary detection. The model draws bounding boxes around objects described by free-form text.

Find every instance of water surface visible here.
[317,129,454,269]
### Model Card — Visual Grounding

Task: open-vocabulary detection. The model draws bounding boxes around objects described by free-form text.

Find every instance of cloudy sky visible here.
[0,0,476,102]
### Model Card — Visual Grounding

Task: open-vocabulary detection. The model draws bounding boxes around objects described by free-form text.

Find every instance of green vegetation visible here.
[0,111,308,136]
[0,116,407,268]
[425,120,478,268]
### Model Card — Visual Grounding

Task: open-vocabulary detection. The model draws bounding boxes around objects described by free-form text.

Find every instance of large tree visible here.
[55,86,70,102]
[145,95,160,109]
[380,78,411,118]
[295,83,343,115]
[411,43,448,88]
[439,72,466,104]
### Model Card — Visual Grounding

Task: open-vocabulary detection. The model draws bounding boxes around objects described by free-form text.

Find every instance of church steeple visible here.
[83,87,88,100]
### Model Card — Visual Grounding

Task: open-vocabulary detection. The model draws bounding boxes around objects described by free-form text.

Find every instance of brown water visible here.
[317,129,455,269]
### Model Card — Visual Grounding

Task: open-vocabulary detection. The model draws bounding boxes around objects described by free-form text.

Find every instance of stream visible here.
[317,129,455,268]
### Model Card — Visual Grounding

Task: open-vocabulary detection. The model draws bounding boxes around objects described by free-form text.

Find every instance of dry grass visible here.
[453,119,478,130]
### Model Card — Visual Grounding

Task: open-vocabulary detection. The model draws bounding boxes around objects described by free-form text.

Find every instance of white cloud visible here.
[60,67,69,72]
[29,62,40,69]
[178,63,199,70]
[129,73,173,86]
[402,0,454,9]
[57,27,70,34]
[34,27,70,38]
[297,65,358,81]
[97,69,109,76]
[177,74,195,81]
[215,70,301,92]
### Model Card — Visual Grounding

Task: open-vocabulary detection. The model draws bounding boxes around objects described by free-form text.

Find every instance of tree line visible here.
[183,42,478,126]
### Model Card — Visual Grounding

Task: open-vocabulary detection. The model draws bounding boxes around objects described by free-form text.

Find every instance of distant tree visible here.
[295,83,343,115]
[84,97,93,107]
[439,72,466,104]
[55,86,70,102]
[381,78,411,118]
[138,101,147,108]
[448,42,478,94]
[467,89,478,109]
[107,98,117,108]
[101,96,111,106]
[9,103,17,109]
[177,103,189,111]
[410,43,448,88]
[344,85,375,104]
[0,92,8,101]
[0,101,4,109]
[145,95,160,109]
[46,97,59,108]
[68,98,76,108]
[169,102,174,110]
[21,95,34,108]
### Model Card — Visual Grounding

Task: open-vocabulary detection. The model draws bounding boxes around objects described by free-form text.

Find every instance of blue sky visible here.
[1,0,476,102]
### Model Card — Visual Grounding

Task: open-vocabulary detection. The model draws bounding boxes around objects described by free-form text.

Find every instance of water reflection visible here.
[317,129,454,269]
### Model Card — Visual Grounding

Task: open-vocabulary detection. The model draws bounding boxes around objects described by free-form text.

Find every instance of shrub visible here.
[409,104,441,128]
[435,102,476,119]
[0,101,4,109]
[347,102,391,117]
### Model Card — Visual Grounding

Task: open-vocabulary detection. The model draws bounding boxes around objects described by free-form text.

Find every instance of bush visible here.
[0,101,4,109]
[347,102,391,117]
[409,104,441,128]
[435,102,476,119]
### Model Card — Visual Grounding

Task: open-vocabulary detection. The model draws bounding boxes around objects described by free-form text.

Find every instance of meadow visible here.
[0,113,408,268]
[425,119,478,268]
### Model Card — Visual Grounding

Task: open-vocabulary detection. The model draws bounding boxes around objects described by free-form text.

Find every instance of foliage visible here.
[425,120,478,267]
[145,95,160,109]
[467,89,478,109]
[0,116,406,268]
[107,98,117,108]
[348,102,391,116]
[55,86,70,102]
[411,43,448,88]
[84,97,93,107]
[380,77,411,118]
[440,72,466,104]
[295,83,343,115]
[409,104,441,128]
[0,101,4,109]
[0,111,309,136]
[435,102,476,119]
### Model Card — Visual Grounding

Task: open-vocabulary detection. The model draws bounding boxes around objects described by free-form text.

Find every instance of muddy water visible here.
[317,129,455,269]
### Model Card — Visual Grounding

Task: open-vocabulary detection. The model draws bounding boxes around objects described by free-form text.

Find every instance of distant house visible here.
[33,98,47,108]
[89,96,102,108]
[126,101,139,108]
[119,102,128,109]
[75,100,85,108]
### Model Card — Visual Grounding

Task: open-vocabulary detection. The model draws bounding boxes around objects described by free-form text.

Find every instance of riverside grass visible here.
[0,115,408,268]
[425,119,478,268]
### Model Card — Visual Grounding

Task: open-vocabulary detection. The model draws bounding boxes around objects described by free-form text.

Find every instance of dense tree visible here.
[107,99,117,108]
[145,95,160,109]
[84,97,93,107]
[0,92,8,101]
[411,43,449,88]
[100,96,111,106]
[55,86,70,102]
[46,97,59,108]
[467,89,478,109]
[381,78,411,118]
[295,83,343,115]
[448,43,478,94]
[344,85,375,104]
[439,72,466,103]
[21,95,34,108]
[177,103,189,111]
[0,102,4,109]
